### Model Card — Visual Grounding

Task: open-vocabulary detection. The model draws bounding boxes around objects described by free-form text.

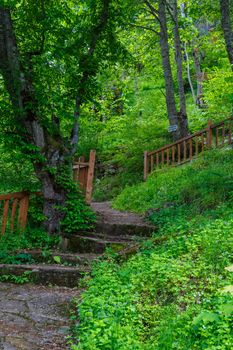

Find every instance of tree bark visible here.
[0,8,69,234]
[193,48,205,107]
[158,0,189,140]
[220,0,233,69]
[184,42,196,104]
[171,0,189,137]
[172,0,187,117]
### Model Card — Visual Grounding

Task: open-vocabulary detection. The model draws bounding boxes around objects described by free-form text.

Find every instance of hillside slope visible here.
[71,149,233,350]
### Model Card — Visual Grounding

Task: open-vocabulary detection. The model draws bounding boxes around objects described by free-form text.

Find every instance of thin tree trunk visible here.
[184,42,196,104]
[193,48,205,108]
[220,0,233,69]
[158,1,177,132]
[158,0,188,140]
[172,0,187,116]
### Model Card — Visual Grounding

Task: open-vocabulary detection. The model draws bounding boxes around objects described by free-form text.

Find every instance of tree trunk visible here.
[172,0,187,117]
[184,42,196,104]
[220,0,233,69]
[193,48,205,108]
[34,159,70,234]
[158,0,188,140]
[0,8,70,234]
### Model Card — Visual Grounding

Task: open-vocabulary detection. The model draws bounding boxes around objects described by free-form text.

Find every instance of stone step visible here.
[91,202,155,237]
[95,221,155,237]
[60,233,138,253]
[15,250,101,266]
[0,264,90,288]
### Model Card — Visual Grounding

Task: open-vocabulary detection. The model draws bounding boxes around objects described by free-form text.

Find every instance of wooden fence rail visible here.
[0,150,96,234]
[144,117,233,180]
[0,192,30,235]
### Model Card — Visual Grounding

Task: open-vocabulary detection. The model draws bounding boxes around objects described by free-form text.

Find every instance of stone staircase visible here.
[0,202,155,287]
[0,202,155,349]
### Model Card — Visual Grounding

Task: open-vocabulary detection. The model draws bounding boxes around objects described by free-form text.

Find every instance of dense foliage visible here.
[71,149,233,349]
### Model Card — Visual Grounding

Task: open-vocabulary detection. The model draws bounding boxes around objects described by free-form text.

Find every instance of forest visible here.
[0,0,233,349]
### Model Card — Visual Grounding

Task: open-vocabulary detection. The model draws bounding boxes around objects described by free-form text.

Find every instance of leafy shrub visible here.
[113,149,233,216]
[70,202,233,349]
[58,169,96,233]
[0,228,60,262]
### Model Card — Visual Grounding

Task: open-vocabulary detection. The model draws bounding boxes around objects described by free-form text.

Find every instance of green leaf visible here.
[53,255,61,264]
[220,302,233,315]
[193,311,219,325]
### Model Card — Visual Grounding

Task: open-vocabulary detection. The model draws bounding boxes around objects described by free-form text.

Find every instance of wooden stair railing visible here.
[144,117,233,180]
[0,192,30,235]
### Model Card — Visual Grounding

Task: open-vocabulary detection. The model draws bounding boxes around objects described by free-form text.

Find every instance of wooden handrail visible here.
[0,191,28,201]
[144,117,233,179]
[148,129,208,156]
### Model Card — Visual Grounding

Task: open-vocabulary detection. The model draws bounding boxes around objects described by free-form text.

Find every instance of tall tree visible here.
[220,0,233,68]
[0,0,122,234]
[144,0,189,140]
[170,0,188,131]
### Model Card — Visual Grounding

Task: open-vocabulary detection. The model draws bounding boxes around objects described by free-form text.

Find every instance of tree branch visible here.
[129,22,160,35]
[144,0,159,17]
[70,0,110,153]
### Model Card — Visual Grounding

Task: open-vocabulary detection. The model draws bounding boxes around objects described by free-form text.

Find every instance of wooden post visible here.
[10,198,18,232]
[144,151,149,180]
[1,200,9,235]
[17,193,29,231]
[172,146,175,165]
[156,153,159,168]
[177,143,181,164]
[78,156,86,190]
[73,163,79,182]
[161,150,164,167]
[183,141,186,161]
[189,138,193,159]
[207,119,213,148]
[166,149,169,165]
[85,150,96,204]
[229,118,232,144]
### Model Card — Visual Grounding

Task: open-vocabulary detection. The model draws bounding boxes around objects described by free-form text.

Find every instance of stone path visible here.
[91,202,147,226]
[91,202,154,237]
[0,283,80,350]
[0,202,154,349]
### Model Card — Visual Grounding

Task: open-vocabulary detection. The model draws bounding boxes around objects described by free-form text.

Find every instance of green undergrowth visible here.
[70,149,233,350]
[0,228,60,265]
[113,149,233,216]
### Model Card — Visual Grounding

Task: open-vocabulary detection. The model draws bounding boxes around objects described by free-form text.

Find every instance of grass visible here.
[112,149,233,215]
[70,148,233,350]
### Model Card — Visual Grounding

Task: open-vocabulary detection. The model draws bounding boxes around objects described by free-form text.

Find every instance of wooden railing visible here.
[0,192,30,235]
[73,149,96,204]
[0,151,96,234]
[144,117,233,180]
